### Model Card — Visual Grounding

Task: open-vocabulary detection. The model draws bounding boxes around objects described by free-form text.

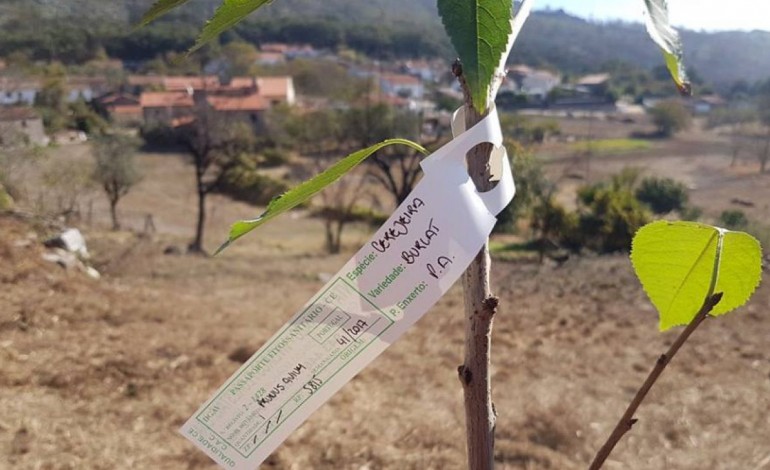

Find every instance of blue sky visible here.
[537,0,770,32]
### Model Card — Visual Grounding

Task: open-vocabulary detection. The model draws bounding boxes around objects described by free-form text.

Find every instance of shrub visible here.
[0,182,13,211]
[570,176,650,253]
[530,198,579,246]
[635,177,689,214]
[649,100,691,137]
[495,141,551,233]
[140,123,177,148]
[260,148,289,168]
[216,156,289,206]
[680,205,703,221]
[719,209,749,229]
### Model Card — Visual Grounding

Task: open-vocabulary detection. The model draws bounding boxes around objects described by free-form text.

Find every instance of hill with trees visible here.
[1,1,769,87]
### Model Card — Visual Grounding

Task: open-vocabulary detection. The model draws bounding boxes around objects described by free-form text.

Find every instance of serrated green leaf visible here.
[438,0,514,113]
[140,0,193,26]
[215,139,426,254]
[191,0,274,53]
[642,0,692,96]
[631,221,762,331]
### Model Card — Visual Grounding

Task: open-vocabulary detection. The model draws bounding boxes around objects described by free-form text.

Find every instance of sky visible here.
[537,0,770,32]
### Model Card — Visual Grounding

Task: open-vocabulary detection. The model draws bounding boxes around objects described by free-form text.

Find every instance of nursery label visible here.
[180,107,515,469]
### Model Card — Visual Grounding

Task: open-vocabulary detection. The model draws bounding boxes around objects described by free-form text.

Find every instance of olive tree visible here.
[92,134,142,230]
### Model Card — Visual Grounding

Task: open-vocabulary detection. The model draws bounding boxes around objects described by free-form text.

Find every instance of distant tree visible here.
[755,130,770,174]
[343,104,426,206]
[706,107,758,166]
[574,169,650,253]
[635,176,689,214]
[177,110,257,253]
[92,135,142,230]
[719,209,749,230]
[757,90,770,173]
[42,157,94,222]
[288,59,370,101]
[34,64,69,132]
[222,41,259,76]
[495,140,552,233]
[315,165,370,254]
[70,99,109,135]
[649,100,691,137]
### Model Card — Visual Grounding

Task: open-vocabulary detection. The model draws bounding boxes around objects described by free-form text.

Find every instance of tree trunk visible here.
[459,101,498,470]
[334,220,345,253]
[190,172,207,253]
[324,218,341,254]
[109,197,120,231]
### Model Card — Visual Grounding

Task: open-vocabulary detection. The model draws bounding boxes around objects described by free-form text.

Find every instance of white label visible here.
[180,107,514,469]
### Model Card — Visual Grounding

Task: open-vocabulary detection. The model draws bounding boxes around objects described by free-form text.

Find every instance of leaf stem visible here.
[588,292,724,470]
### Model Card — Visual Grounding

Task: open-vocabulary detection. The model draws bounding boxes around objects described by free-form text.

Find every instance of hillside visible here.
[1,2,769,86]
[516,10,770,86]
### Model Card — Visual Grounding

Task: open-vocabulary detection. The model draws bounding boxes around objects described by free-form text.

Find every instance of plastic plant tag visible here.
[180,106,515,469]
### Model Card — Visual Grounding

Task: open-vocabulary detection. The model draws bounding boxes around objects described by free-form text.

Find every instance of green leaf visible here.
[438,0,514,113]
[631,221,762,331]
[191,0,274,53]
[140,0,193,26]
[215,139,426,254]
[642,0,692,96]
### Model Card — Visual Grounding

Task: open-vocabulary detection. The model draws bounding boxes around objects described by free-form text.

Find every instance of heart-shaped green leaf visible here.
[631,221,762,331]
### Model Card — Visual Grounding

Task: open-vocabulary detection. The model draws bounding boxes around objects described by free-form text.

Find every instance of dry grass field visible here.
[1,121,769,469]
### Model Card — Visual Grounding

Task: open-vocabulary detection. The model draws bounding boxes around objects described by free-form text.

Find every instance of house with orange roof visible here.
[138,75,294,130]
[140,90,195,126]
[97,93,142,126]
[127,75,221,94]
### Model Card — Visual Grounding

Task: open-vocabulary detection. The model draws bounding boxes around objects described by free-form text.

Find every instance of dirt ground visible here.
[1,122,769,470]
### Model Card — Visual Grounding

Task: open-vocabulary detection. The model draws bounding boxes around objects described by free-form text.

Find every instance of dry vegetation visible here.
[1,118,769,469]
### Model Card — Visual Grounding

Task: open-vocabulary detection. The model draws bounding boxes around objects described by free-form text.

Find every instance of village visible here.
[0,41,734,149]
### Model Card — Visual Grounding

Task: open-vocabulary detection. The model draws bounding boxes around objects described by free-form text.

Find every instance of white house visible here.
[379,73,424,99]
[0,78,40,106]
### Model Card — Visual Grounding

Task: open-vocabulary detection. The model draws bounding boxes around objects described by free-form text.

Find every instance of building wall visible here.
[0,118,48,146]
[0,90,37,106]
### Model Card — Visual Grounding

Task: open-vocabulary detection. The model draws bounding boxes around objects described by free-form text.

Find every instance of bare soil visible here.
[1,123,769,470]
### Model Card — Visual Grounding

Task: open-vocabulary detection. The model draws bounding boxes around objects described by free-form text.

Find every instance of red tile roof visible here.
[206,93,268,112]
[140,91,194,108]
[229,77,258,89]
[163,76,220,91]
[111,105,142,116]
[256,77,292,99]
[380,73,421,86]
[128,75,164,87]
[99,93,139,105]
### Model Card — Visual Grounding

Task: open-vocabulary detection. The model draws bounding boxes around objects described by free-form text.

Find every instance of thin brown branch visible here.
[588,292,724,470]
[454,58,498,470]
